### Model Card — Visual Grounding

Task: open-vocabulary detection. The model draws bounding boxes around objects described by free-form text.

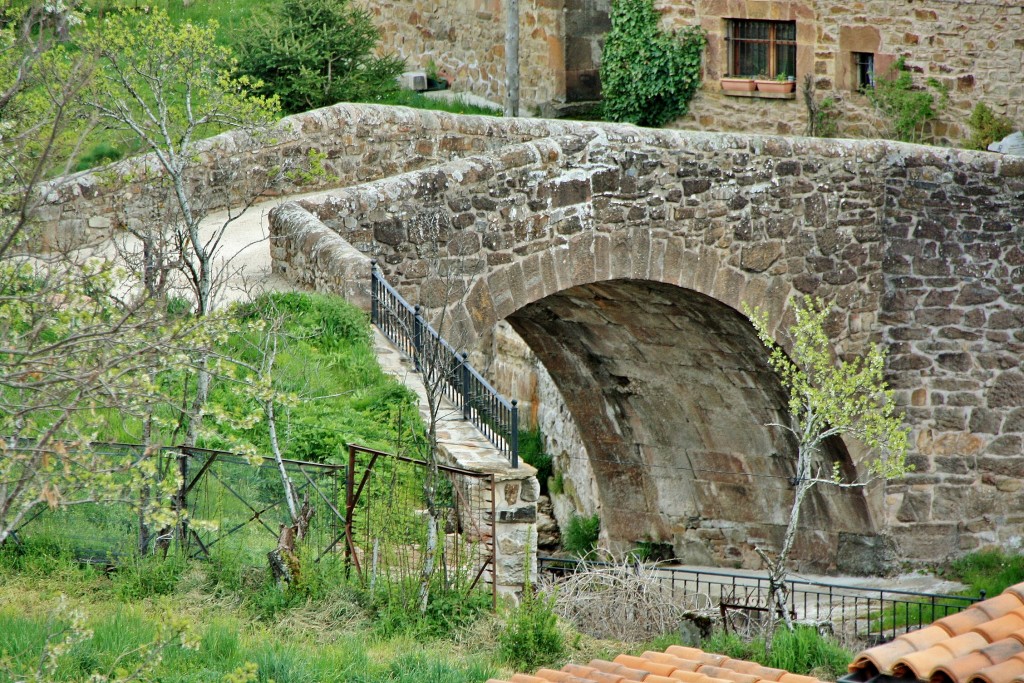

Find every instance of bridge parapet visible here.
[272,118,1024,570]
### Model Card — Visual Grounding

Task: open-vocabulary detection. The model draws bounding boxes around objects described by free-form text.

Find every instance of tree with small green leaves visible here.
[600,0,706,127]
[744,296,910,631]
[868,56,948,143]
[81,8,281,449]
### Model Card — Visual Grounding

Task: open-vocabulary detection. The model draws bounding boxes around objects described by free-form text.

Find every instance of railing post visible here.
[461,352,470,420]
[510,399,519,468]
[370,259,378,326]
[413,305,423,372]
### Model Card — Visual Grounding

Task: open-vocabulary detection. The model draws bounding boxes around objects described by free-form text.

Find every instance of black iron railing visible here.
[539,557,983,642]
[370,262,519,467]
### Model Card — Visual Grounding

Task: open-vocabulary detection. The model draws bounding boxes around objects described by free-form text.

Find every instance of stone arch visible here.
[454,229,880,571]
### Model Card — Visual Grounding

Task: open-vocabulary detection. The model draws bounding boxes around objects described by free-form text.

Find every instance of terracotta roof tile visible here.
[778,673,822,683]
[1003,583,1024,604]
[670,671,713,683]
[697,664,762,683]
[850,583,1024,683]
[489,645,830,683]
[970,654,1024,683]
[973,611,1024,642]
[937,609,995,637]
[664,646,732,668]
[587,659,648,681]
[897,633,991,679]
[641,652,702,672]
[614,654,678,678]
[931,638,1024,683]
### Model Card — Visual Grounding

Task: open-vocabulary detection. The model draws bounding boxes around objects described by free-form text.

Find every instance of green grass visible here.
[378,90,502,117]
[701,627,852,681]
[945,550,1024,598]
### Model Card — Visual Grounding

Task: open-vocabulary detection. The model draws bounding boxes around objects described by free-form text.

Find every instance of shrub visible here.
[600,0,706,127]
[966,102,1015,150]
[498,584,565,670]
[519,428,553,495]
[563,514,600,557]
[868,56,948,143]
[235,0,405,114]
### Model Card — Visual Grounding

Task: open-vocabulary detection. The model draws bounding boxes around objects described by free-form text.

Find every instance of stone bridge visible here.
[268,109,1024,574]
[38,104,1024,574]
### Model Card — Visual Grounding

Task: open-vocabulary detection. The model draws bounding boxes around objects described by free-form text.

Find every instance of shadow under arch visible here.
[505,278,878,572]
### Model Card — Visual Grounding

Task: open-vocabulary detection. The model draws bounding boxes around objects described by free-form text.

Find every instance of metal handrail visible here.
[539,556,984,641]
[370,262,519,467]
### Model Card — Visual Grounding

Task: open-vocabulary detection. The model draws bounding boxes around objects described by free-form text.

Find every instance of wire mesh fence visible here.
[344,445,496,609]
[10,441,497,607]
[9,442,346,565]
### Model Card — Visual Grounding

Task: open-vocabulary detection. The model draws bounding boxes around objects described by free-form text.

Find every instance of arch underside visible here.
[507,279,875,572]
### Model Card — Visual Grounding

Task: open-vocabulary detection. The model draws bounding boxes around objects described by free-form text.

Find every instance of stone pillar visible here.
[492,470,540,598]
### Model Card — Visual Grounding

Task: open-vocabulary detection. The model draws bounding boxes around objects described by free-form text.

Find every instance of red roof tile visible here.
[489,646,832,683]
[850,583,1024,683]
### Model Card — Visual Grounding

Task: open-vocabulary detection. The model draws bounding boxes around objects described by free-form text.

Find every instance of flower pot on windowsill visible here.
[720,77,757,92]
[756,79,796,94]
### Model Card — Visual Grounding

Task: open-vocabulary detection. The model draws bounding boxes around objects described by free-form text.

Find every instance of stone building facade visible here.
[368,0,1022,145]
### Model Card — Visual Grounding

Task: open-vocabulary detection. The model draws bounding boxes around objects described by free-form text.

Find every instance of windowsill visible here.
[721,89,796,100]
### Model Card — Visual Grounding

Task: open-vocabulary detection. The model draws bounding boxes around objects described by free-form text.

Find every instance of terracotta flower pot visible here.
[720,77,757,92]
[756,80,796,93]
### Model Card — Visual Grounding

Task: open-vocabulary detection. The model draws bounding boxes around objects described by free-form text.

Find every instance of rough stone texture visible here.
[362,0,565,111]
[657,0,1024,145]
[33,104,574,249]
[364,0,1022,146]
[271,113,1024,571]
[370,327,539,597]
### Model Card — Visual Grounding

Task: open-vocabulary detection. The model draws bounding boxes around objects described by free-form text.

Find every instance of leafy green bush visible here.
[235,0,405,114]
[966,102,1016,150]
[563,514,600,557]
[75,142,124,171]
[868,56,948,143]
[600,0,706,127]
[519,428,553,494]
[498,585,565,670]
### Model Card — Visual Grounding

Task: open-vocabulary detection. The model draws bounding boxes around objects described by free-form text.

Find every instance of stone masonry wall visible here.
[657,0,1023,145]
[32,105,570,249]
[362,0,565,112]
[271,120,1024,569]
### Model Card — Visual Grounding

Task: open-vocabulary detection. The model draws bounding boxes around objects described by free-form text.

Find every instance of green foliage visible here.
[368,584,493,639]
[966,102,1016,150]
[701,626,851,679]
[235,0,405,114]
[563,514,601,557]
[868,56,948,143]
[802,75,840,138]
[379,89,502,116]
[600,0,706,127]
[75,142,124,171]
[947,550,1024,598]
[83,8,281,150]
[114,553,188,599]
[284,148,340,186]
[746,296,910,484]
[498,585,565,670]
[206,292,416,462]
[519,428,553,495]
